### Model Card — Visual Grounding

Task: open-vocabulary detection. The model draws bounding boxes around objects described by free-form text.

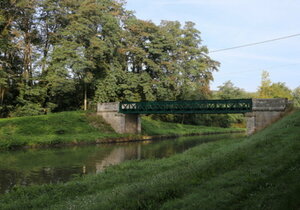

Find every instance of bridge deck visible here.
[119,99,252,114]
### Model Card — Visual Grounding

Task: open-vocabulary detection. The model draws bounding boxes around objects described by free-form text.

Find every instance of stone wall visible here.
[97,102,141,134]
[252,98,288,111]
[246,98,289,135]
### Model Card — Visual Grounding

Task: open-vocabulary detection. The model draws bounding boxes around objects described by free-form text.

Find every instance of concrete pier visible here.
[245,98,289,135]
[97,102,141,134]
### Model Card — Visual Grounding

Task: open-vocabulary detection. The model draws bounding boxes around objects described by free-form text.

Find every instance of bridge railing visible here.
[119,99,252,114]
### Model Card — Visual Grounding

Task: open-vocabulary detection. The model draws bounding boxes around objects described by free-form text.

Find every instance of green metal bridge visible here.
[119,99,252,114]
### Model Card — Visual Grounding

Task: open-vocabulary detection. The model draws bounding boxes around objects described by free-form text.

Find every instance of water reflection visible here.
[94,145,142,173]
[0,133,243,193]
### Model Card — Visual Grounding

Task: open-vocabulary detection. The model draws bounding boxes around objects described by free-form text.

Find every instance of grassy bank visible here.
[0,111,243,150]
[0,110,299,209]
[142,116,244,135]
[0,111,124,150]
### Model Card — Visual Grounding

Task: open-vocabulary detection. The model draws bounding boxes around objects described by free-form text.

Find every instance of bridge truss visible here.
[119,99,252,114]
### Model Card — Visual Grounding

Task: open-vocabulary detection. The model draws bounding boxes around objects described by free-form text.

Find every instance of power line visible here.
[210,33,300,53]
[222,62,300,76]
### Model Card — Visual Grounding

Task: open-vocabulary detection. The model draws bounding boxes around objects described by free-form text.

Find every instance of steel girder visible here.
[119,99,252,114]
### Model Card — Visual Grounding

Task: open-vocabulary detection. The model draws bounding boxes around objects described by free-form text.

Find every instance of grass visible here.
[0,111,124,150]
[0,111,243,150]
[0,110,299,209]
[142,116,244,135]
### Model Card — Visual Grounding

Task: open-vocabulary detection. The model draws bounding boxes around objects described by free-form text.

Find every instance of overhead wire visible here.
[221,63,300,76]
[209,33,300,53]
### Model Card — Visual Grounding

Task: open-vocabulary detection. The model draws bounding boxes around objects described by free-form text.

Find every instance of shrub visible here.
[10,103,45,117]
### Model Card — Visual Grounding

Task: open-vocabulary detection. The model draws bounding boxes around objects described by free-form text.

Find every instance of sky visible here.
[125,0,300,92]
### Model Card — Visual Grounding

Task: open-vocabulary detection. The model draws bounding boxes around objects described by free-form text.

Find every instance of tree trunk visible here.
[23,30,32,85]
[41,23,50,74]
[0,88,4,105]
[84,83,87,111]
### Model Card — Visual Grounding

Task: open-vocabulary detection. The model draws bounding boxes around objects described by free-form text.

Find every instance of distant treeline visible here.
[0,0,219,117]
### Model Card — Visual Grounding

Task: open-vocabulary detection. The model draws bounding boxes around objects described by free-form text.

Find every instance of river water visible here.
[0,133,243,194]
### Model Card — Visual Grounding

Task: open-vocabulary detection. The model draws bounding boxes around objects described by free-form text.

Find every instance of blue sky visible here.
[125,0,300,92]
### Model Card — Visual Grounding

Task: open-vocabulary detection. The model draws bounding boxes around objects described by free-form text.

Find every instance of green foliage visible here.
[293,86,300,107]
[258,70,293,99]
[0,0,218,117]
[94,69,156,102]
[215,80,251,99]
[10,103,45,117]
[94,18,218,103]
[201,80,251,128]
[142,116,243,135]
[268,82,293,99]
[0,110,299,209]
[151,112,244,128]
[189,114,236,128]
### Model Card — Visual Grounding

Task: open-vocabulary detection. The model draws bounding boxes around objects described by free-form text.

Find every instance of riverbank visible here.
[0,110,299,209]
[0,111,243,150]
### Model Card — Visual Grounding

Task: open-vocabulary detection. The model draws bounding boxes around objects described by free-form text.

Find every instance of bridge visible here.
[97,98,290,136]
[119,99,252,114]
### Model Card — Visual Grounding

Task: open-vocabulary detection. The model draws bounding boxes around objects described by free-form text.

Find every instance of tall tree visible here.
[95,19,219,103]
[258,70,272,98]
[0,0,24,116]
[159,21,219,100]
[216,80,249,99]
[293,86,300,107]
[258,70,292,99]
[48,0,127,110]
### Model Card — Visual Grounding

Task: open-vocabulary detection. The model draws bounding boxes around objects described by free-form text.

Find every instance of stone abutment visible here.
[97,102,141,134]
[245,98,290,135]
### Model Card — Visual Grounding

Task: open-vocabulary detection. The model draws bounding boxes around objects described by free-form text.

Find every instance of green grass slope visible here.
[0,112,242,150]
[0,111,123,149]
[0,110,299,209]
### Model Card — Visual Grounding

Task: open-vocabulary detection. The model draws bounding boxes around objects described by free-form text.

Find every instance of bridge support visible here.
[97,99,290,136]
[245,98,290,135]
[97,102,141,134]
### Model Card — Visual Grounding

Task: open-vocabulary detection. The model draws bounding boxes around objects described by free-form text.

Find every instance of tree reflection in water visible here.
[0,133,243,194]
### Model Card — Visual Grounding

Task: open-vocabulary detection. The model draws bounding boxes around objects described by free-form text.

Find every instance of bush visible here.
[150,113,245,128]
[10,103,45,117]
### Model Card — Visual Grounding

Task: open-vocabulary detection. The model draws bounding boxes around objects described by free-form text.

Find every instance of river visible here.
[0,133,243,194]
